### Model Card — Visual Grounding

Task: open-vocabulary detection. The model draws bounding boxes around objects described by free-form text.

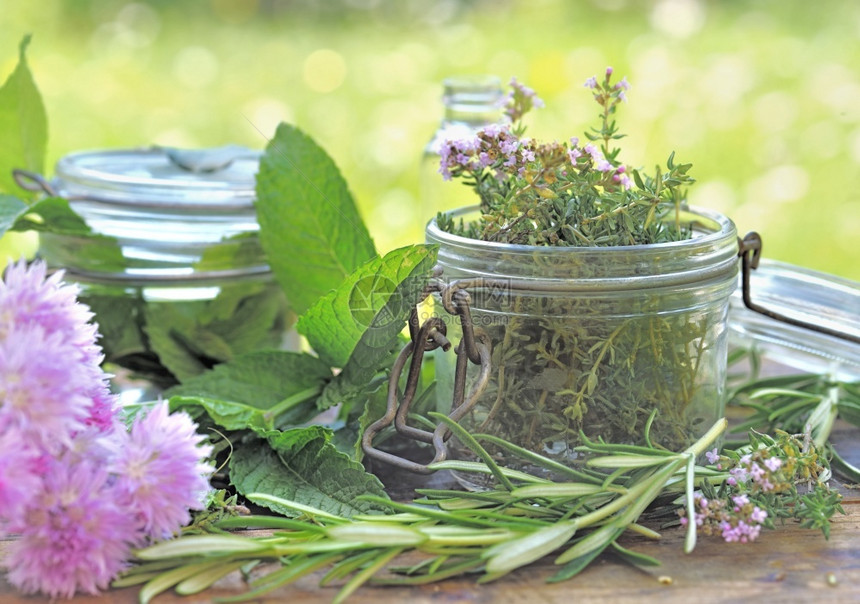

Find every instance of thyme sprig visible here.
[436,69,694,247]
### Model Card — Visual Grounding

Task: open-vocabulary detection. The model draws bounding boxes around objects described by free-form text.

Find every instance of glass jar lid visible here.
[39,145,269,281]
[729,259,860,380]
[53,145,261,210]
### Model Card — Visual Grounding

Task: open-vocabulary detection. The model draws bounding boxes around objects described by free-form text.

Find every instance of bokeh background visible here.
[1,0,858,280]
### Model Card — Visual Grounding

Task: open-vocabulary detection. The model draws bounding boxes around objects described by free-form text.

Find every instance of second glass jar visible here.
[36,146,292,402]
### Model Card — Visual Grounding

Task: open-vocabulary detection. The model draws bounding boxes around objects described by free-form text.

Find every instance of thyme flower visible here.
[437,69,694,246]
[678,430,844,544]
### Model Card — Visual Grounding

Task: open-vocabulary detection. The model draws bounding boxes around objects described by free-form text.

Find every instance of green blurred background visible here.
[1,0,858,279]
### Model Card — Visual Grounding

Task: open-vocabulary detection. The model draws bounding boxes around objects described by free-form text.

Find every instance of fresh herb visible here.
[681,430,844,543]
[0,35,47,195]
[725,348,860,481]
[122,416,843,603]
[2,40,851,602]
[431,71,727,466]
[437,71,693,246]
[79,280,290,389]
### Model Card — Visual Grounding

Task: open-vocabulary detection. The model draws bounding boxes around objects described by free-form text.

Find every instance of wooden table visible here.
[3,427,858,603]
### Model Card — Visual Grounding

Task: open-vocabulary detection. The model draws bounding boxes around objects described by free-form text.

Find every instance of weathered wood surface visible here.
[2,419,858,603]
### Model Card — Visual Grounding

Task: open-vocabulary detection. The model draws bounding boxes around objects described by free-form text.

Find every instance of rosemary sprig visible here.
[128,418,729,602]
[125,411,846,602]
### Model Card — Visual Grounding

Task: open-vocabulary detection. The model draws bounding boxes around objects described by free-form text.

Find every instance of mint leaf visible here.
[299,245,437,412]
[137,283,290,385]
[0,195,27,237]
[142,302,208,382]
[255,123,376,315]
[298,244,437,369]
[229,426,390,518]
[12,196,93,234]
[1,195,92,241]
[84,293,147,360]
[0,36,47,196]
[167,350,331,430]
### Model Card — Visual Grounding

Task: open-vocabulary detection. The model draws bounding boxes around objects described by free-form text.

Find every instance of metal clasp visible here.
[361,275,493,474]
[738,231,860,345]
[12,169,58,197]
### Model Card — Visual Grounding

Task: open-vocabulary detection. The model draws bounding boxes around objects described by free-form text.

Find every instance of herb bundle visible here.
[431,71,735,468]
[123,415,844,603]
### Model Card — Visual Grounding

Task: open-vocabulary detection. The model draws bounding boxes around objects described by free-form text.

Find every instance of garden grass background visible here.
[1,0,858,280]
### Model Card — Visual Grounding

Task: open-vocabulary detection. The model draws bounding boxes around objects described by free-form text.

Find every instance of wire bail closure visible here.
[738,231,860,345]
[361,276,493,474]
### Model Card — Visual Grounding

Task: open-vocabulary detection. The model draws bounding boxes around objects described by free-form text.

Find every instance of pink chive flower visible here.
[0,261,214,598]
[109,401,214,541]
[0,426,42,529]
[0,324,96,449]
[0,260,91,344]
[0,260,118,435]
[4,458,136,599]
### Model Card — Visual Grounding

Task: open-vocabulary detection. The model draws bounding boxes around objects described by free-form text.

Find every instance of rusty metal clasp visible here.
[738,231,860,345]
[361,275,493,474]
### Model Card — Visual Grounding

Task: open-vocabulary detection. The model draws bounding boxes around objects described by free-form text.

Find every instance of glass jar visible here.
[728,259,860,381]
[426,205,738,482]
[36,146,292,403]
[420,76,506,219]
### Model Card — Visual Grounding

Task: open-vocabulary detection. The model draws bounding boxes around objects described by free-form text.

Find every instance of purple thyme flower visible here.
[584,76,598,89]
[764,457,782,472]
[750,506,768,523]
[504,77,544,122]
[4,457,136,599]
[615,76,631,91]
[109,401,213,542]
[499,137,519,156]
[732,494,750,510]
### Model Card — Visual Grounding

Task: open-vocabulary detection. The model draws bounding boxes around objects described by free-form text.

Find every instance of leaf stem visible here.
[262,385,323,423]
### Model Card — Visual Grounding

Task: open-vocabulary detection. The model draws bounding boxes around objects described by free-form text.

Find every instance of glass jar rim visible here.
[426,205,739,293]
[426,204,736,255]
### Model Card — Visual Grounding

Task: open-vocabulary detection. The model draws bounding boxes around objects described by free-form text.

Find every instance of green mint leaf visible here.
[0,194,28,238]
[298,244,436,384]
[137,283,290,385]
[12,196,92,234]
[84,293,147,361]
[167,350,331,430]
[142,302,209,383]
[350,377,389,462]
[255,123,376,315]
[229,426,390,518]
[1,195,92,241]
[0,36,47,196]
